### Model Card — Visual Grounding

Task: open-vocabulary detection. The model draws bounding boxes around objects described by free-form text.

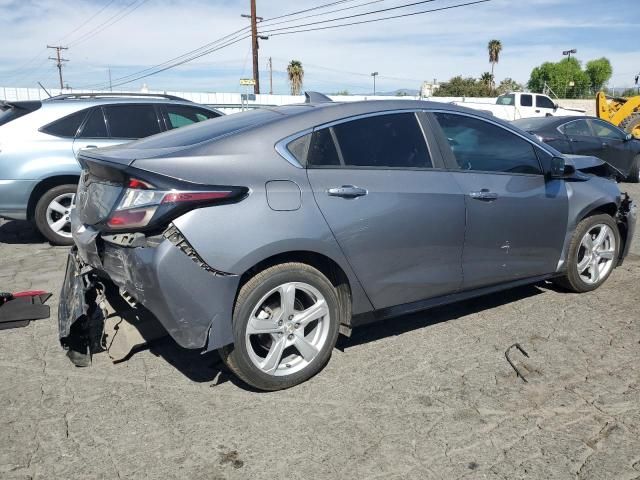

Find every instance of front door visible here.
[588,119,636,176]
[305,112,466,310]
[431,112,568,289]
[562,118,604,158]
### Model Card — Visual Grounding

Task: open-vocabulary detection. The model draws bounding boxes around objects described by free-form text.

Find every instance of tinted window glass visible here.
[41,109,87,137]
[520,94,533,107]
[434,112,541,175]
[536,95,555,109]
[562,120,591,136]
[512,117,557,131]
[589,120,624,140]
[496,94,515,106]
[330,113,431,168]
[165,105,220,129]
[286,133,311,165]
[104,104,161,138]
[307,128,340,167]
[78,108,108,138]
[130,108,280,149]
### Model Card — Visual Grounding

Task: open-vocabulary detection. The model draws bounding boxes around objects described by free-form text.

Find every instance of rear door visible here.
[587,119,635,175]
[518,94,537,118]
[561,118,603,157]
[72,107,122,155]
[305,111,465,310]
[430,111,568,289]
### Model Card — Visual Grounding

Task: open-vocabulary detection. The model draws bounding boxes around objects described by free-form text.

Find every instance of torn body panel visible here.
[59,213,240,363]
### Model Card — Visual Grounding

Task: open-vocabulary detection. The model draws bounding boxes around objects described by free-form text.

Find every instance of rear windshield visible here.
[0,101,42,127]
[130,108,283,149]
[496,94,515,106]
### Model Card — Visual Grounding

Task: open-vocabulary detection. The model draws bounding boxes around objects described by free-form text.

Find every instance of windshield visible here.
[0,101,41,127]
[496,94,515,106]
[512,117,556,131]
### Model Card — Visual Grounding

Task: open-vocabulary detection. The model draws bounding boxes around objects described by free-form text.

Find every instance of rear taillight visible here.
[106,177,240,230]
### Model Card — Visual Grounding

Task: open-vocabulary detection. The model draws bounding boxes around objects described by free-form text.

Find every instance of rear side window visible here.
[41,109,88,138]
[589,120,625,140]
[434,112,542,175]
[78,108,108,138]
[520,94,533,107]
[536,95,555,109]
[315,112,431,169]
[562,119,591,136]
[103,104,161,139]
[165,105,220,129]
[308,128,341,167]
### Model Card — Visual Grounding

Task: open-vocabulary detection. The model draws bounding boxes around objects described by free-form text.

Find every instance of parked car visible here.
[452,92,585,121]
[513,116,640,182]
[0,93,223,245]
[59,98,636,391]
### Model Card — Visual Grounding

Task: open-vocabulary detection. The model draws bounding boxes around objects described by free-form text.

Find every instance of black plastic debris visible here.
[0,290,51,330]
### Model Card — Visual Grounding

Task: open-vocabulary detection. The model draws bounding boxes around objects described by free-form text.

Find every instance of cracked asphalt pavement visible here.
[1,183,639,480]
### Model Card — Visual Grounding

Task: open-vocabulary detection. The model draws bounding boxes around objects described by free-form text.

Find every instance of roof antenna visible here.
[305,91,333,103]
[38,82,52,98]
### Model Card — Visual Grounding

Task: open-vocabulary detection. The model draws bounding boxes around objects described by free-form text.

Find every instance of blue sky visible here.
[0,0,638,94]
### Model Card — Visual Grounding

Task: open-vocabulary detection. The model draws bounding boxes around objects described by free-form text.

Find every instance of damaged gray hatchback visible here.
[59,97,637,390]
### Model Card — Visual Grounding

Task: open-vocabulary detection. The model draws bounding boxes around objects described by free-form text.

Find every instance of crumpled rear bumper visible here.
[59,215,240,355]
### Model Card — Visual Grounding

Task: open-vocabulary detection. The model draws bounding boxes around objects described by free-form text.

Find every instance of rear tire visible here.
[220,263,340,391]
[620,113,640,139]
[627,155,640,183]
[34,184,77,246]
[554,214,620,293]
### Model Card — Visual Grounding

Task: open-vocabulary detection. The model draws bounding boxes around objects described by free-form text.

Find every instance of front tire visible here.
[220,263,340,391]
[34,184,77,246]
[554,214,620,293]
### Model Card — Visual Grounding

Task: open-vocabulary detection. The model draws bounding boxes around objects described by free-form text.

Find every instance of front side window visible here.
[536,95,556,109]
[165,105,220,129]
[78,108,108,138]
[41,109,88,138]
[562,119,591,137]
[103,104,161,139]
[589,120,624,140]
[434,112,542,175]
[330,112,432,168]
[520,94,533,107]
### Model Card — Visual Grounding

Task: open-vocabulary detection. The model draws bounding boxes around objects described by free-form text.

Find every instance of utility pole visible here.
[371,72,379,96]
[241,1,268,94]
[108,68,112,92]
[268,57,273,95]
[47,45,69,89]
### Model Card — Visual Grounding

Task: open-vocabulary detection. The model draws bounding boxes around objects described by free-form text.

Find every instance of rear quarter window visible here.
[40,109,88,138]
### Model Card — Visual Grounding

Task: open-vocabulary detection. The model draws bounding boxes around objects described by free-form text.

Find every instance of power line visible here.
[259,0,384,27]
[68,0,151,47]
[81,0,362,90]
[55,0,118,44]
[260,0,491,37]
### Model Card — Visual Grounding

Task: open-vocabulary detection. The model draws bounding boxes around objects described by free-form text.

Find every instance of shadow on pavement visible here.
[0,220,46,245]
[338,283,546,350]
[144,283,546,390]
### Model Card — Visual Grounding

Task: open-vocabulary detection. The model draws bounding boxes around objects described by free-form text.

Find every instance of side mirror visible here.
[553,103,559,111]
[549,156,575,178]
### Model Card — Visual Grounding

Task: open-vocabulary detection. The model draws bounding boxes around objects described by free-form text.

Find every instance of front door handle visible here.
[327,185,368,198]
[601,142,608,148]
[469,189,498,201]
[83,145,98,149]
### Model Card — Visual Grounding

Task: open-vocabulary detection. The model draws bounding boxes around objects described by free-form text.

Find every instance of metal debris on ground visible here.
[505,343,530,383]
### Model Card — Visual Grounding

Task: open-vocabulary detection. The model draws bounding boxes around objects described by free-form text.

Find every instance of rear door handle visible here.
[469,189,498,201]
[327,185,368,198]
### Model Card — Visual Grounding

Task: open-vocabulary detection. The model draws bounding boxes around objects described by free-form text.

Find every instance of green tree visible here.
[287,60,304,96]
[496,77,523,94]
[528,58,590,98]
[480,71,494,88]
[585,57,613,92]
[434,76,492,97]
[488,39,502,88]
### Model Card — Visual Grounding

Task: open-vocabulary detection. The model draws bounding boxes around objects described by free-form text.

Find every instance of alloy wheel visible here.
[576,224,616,284]
[245,282,331,376]
[46,192,75,239]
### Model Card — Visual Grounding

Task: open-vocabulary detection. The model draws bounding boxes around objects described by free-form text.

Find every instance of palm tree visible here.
[487,39,502,89]
[480,72,493,86]
[287,60,304,96]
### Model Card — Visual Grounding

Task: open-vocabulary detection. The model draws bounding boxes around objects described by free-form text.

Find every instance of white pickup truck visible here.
[452,92,585,120]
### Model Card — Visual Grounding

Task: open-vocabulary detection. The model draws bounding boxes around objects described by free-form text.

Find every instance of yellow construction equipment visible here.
[596,91,640,138]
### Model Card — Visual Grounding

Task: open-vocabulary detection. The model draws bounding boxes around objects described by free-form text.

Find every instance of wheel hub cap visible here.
[576,224,615,285]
